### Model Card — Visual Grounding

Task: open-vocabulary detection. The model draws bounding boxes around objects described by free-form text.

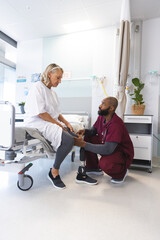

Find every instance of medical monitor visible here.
[0,101,15,150]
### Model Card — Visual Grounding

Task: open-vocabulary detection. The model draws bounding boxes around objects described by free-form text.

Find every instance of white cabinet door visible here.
[130,135,152,160]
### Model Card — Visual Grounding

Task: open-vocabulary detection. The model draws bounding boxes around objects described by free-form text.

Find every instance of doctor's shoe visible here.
[85,168,104,176]
[110,169,129,184]
[76,173,98,185]
[48,169,66,189]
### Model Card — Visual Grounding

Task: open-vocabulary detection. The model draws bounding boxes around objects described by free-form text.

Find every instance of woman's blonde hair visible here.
[40,63,63,86]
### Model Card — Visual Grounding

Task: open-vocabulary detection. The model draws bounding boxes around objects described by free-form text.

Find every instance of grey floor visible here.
[0,152,160,240]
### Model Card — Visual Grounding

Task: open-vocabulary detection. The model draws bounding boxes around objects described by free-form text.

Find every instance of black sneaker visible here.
[85,168,104,176]
[47,169,66,189]
[76,173,98,185]
[110,170,129,184]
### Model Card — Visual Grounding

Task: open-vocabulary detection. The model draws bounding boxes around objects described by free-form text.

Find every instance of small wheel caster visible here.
[17,175,33,191]
[148,169,152,173]
[71,151,75,162]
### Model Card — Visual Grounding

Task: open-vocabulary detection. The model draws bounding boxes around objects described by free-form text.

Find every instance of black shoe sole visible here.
[47,175,66,189]
[75,179,98,185]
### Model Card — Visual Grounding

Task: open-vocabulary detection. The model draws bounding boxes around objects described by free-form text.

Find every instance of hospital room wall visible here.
[15,27,115,118]
[91,27,115,124]
[43,26,116,124]
[15,39,43,112]
[15,19,160,156]
[141,18,160,156]
[43,30,93,115]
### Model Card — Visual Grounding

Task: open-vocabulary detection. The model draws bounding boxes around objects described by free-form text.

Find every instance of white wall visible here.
[91,27,116,124]
[15,19,160,156]
[43,31,93,78]
[16,38,43,112]
[141,18,160,156]
[15,28,116,119]
[43,27,116,124]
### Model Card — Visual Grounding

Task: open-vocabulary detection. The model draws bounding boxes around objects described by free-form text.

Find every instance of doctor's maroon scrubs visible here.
[85,113,134,179]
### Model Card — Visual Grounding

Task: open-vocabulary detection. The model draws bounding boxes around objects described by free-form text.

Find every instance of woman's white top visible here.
[24,81,62,151]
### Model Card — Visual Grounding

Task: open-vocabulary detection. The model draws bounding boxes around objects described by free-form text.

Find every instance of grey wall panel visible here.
[59,97,91,114]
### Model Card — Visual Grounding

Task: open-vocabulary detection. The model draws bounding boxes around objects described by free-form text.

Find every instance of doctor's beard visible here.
[98,107,110,116]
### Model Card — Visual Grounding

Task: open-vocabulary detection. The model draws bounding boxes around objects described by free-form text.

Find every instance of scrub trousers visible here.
[82,135,131,179]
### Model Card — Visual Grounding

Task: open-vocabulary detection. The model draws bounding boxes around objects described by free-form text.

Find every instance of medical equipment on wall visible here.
[125,75,133,95]
[125,82,130,94]
[93,76,108,96]
[148,71,160,84]
[31,73,41,83]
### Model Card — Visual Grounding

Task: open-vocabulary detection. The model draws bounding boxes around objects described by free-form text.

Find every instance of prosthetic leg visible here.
[66,128,98,185]
[76,148,98,185]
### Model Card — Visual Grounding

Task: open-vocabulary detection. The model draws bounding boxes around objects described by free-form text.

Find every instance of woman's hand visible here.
[58,114,74,132]
[76,129,85,136]
[62,126,68,131]
[65,122,74,132]
[38,112,68,131]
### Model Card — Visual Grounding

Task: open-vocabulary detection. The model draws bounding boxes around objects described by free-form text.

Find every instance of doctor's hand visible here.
[74,136,86,148]
[76,129,85,136]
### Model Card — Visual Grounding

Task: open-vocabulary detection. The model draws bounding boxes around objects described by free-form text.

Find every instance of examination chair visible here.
[0,101,87,191]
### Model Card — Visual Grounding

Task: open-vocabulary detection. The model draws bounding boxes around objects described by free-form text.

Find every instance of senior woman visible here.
[25,63,97,189]
[24,63,75,189]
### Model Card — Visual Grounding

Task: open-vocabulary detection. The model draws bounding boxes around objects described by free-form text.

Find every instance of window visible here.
[0,33,17,104]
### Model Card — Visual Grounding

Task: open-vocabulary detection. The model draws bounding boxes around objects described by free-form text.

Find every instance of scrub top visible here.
[24,81,62,151]
[94,113,134,167]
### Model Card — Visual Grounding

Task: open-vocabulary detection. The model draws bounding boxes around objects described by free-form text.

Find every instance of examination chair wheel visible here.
[17,175,33,191]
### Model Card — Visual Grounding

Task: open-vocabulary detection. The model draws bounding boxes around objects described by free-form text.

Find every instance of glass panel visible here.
[0,37,17,104]
[0,38,17,63]
[0,63,16,104]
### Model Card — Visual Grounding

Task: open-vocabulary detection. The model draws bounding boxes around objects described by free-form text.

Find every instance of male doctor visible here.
[74,97,134,184]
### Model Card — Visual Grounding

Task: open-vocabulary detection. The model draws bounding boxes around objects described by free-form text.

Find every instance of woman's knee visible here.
[61,131,74,150]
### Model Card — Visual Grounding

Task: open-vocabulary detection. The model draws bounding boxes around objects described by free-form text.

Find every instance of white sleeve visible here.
[52,90,61,114]
[25,83,46,116]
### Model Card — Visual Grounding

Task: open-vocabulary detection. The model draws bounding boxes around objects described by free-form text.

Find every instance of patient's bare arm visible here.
[58,114,73,132]
[38,112,66,130]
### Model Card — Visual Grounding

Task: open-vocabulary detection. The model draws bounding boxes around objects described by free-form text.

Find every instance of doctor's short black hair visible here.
[106,97,118,110]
